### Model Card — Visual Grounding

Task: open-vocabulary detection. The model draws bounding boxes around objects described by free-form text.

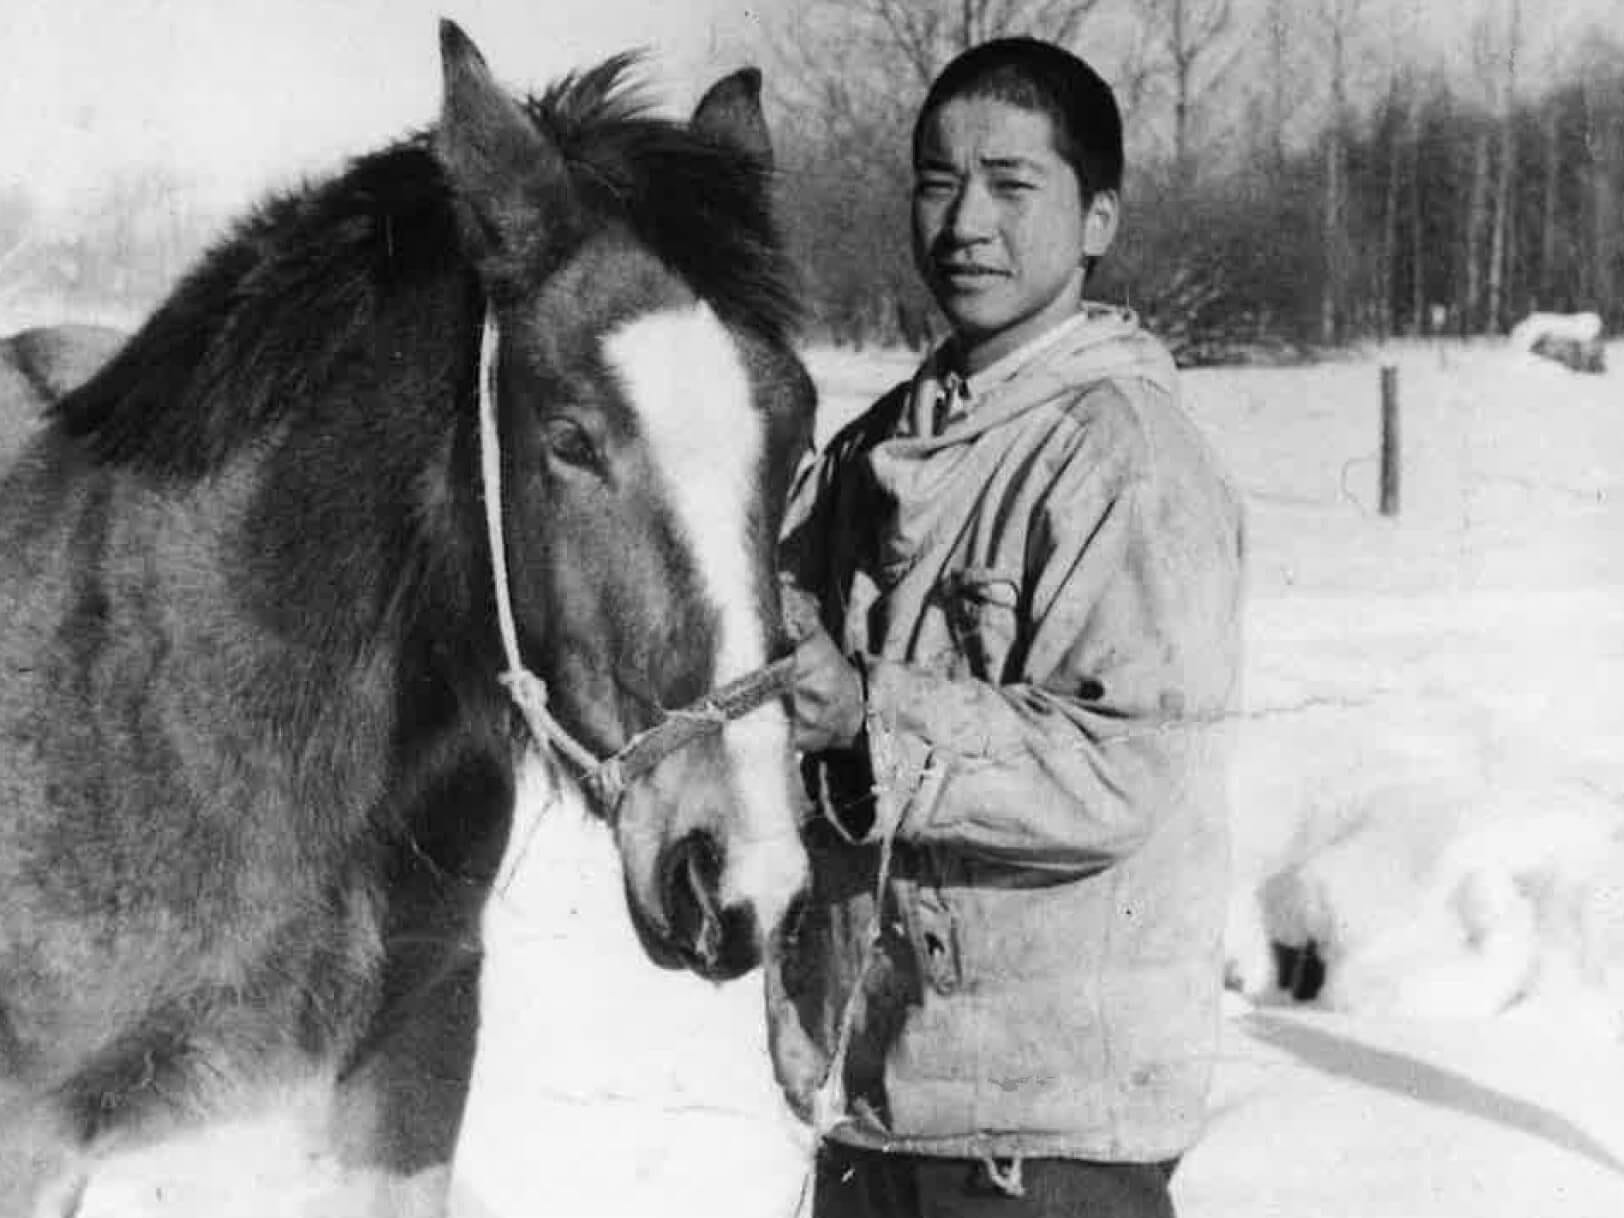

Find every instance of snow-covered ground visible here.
[18,322,1624,1214]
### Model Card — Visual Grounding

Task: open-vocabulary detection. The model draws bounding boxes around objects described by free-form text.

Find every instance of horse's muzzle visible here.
[639,830,762,981]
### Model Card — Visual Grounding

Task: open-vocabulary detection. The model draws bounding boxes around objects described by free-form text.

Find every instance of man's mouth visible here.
[936,263,1004,286]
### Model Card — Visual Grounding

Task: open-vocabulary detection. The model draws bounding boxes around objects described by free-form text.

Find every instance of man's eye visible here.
[543,419,601,471]
[915,177,956,197]
[992,179,1036,194]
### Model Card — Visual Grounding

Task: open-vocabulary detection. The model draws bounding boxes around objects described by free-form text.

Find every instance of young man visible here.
[770,37,1246,1217]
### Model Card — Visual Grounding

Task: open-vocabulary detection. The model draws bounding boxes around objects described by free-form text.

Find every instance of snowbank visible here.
[1508,310,1603,351]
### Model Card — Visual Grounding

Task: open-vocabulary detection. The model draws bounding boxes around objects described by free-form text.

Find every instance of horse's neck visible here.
[0,445,366,898]
[19,400,498,814]
[0,438,515,1010]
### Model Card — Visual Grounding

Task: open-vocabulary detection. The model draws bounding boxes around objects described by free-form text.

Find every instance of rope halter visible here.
[475,301,794,811]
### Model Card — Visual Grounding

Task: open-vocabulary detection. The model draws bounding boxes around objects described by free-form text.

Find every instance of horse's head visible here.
[434,24,812,980]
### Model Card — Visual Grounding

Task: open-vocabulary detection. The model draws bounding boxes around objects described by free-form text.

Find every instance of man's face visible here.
[912,95,1111,372]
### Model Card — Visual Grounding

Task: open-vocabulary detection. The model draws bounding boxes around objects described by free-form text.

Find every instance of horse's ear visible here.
[434,20,575,284]
[692,68,774,171]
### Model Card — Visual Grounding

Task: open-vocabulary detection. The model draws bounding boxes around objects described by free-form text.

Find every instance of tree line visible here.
[5,1,1620,365]
[760,0,1624,362]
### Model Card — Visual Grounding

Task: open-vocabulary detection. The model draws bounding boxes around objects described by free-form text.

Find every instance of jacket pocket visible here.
[943,568,1023,682]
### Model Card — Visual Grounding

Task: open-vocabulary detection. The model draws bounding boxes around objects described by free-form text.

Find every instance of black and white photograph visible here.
[2,1,1622,1215]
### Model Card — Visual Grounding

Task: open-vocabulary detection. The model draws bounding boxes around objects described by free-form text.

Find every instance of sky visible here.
[1,0,784,217]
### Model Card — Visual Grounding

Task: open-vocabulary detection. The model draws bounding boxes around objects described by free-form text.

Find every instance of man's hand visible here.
[788,622,865,753]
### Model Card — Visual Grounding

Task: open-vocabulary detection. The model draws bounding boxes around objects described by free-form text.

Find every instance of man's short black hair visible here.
[912,37,1124,203]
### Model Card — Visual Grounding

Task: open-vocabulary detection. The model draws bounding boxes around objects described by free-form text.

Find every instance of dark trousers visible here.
[813,1142,1179,1218]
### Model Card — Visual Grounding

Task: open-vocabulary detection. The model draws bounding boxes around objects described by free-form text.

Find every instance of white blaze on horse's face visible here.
[603,304,760,686]
[602,302,807,957]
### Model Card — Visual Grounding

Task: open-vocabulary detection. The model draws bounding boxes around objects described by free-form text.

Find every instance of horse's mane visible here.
[51,56,798,480]
[527,54,798,341]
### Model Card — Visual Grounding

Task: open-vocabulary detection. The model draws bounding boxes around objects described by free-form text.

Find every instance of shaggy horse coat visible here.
[0,22,811,1214]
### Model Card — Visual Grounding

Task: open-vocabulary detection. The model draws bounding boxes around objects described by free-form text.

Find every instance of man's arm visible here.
[816,406,1244,875]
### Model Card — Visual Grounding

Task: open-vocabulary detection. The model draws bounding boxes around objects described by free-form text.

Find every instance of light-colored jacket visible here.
[769,307,1245,1162]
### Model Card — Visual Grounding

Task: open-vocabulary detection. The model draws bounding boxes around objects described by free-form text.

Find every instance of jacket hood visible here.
[903,305,1177,448]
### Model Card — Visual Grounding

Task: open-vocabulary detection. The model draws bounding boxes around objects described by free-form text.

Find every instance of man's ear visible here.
[1082,190,1120,259]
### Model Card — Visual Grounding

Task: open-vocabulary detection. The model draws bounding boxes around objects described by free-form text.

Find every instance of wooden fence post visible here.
[1380,364,1400,517]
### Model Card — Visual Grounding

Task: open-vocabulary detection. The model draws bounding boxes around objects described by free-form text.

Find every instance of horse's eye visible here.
[543,418,602,473]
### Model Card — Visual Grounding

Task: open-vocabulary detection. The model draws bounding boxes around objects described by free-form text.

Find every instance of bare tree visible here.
[1409,76,1427,334]
[1314,0,1365,344]
[1377,75,1403,337]
[1460,12,1500,332]
[1537,99,1561,306]
[769,0,1111,118]
[1520,7,1585,314]
[1263,0,1294,177]
[1579,44,1624,318]
[1485,0,1522,333]
[1376,1,1424,337]
[1462,130,1492,331]
[911,0,1106,79]
[1139,0,1241,189]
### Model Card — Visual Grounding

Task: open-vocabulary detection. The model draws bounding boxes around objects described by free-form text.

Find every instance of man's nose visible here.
[945,180,995,242]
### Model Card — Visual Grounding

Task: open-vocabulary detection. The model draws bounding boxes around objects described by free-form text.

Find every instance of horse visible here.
[0,21,814,1215]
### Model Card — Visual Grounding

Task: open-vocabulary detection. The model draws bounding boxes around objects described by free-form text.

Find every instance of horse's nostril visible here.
[663,832,722,963]
[661,831,760,981]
